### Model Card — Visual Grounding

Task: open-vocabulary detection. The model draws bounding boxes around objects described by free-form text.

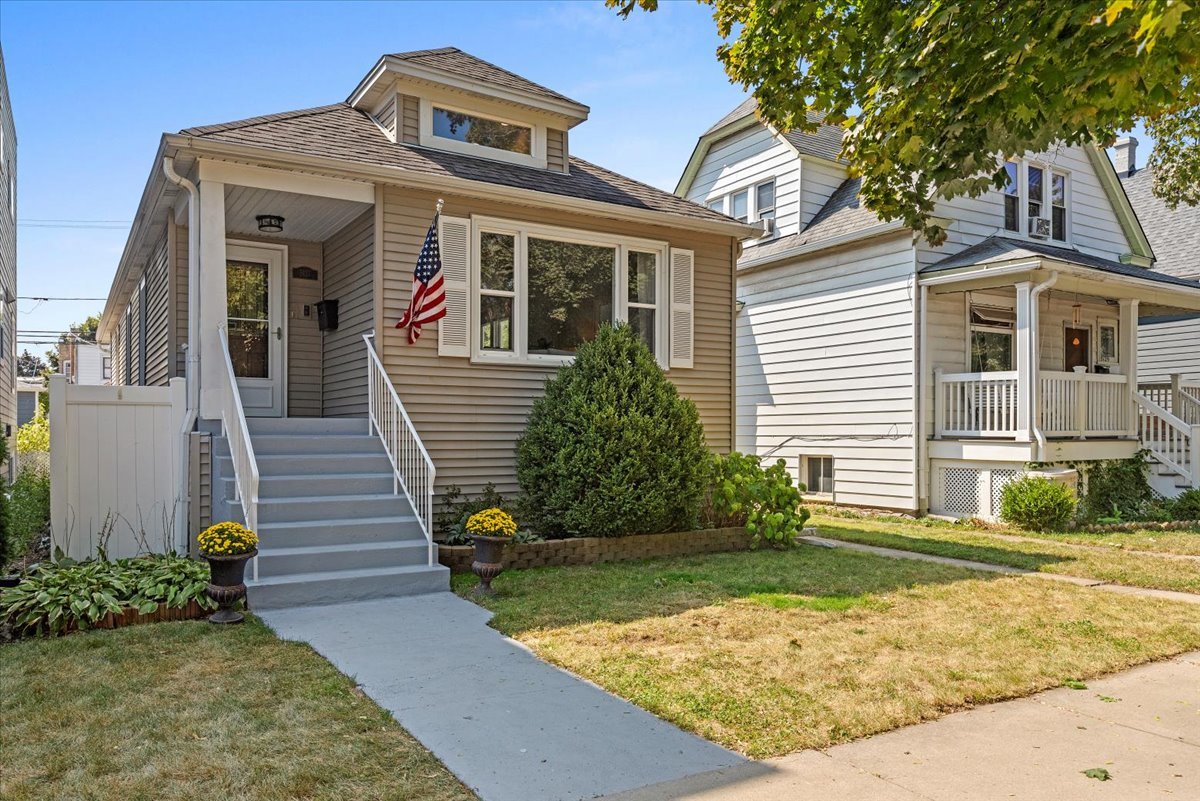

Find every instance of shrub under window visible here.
[999,476,1076,531]
[516,324,709,538]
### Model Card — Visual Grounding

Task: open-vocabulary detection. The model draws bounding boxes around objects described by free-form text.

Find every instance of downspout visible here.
[163,157,201,551]
[1029,272,1059,462]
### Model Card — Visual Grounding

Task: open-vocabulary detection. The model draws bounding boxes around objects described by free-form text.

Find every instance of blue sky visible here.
[2,0,745,356]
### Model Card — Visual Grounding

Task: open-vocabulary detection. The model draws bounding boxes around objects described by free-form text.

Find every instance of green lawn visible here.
[0,620,475,801]
[455,545,1200,757]
[811,514,1200,594]
[1005,526,1200,557]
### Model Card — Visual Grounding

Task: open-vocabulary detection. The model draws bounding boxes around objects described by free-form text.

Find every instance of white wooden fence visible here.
[49,376,189,561]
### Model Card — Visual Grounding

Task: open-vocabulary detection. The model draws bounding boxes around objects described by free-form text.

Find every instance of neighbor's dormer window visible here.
[730,189,749,223]
[432,107,531,155]
[755,181,776,221]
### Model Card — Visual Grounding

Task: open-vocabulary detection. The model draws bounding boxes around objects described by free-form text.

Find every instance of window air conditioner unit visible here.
[1028,216,1051,239]
[758,218,776,238]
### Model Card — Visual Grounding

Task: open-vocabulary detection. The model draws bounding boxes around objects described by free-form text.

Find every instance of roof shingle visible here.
[1120,167,1200,281]
[704,96,846,162]
[179,103,734,226]
[389,47,584,109]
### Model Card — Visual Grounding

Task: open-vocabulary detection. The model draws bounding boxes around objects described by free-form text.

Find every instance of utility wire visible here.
[18,296,107,301]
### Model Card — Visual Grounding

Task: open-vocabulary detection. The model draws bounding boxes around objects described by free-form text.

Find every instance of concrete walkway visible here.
[799,534,1200,605]
[600,652,1200,800]
[259,594,743,801]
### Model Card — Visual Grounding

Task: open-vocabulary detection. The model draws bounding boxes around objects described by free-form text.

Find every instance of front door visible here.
[1065,326,1090,372]
[226,243,285,417]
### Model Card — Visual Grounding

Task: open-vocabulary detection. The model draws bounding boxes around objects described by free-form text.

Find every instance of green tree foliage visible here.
[610,0,1200,243]
[16,350,47,379]
[516,324,709,537]
[703,452,810,547]
[1077,458,1155,523]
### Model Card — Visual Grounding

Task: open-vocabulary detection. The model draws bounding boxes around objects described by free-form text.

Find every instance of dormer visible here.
[348,47,588,173]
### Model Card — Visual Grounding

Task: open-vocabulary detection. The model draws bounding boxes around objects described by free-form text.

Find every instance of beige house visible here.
[97,48,752,606]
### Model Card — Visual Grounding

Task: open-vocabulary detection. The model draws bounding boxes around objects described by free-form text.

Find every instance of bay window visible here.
[472,218,668,365]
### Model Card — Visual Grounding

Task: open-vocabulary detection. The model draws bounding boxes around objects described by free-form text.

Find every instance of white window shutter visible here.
[669,247,695,369]
[438,215,471,357]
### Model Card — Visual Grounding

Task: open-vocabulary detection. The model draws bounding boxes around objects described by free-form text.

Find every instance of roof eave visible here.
[1086,142,1156,263]
[675,112,762,197]
[736,220,909,274]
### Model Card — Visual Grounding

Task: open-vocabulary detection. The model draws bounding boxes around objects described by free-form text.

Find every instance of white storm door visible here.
[225,243,285,417]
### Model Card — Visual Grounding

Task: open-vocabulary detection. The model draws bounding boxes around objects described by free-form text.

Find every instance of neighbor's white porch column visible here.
[198,179,227,420]
[1015,281,1034,441]
[1119,298,1139,437]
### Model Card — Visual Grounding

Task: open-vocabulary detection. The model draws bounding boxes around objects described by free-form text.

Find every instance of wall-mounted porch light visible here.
[256,214,285,233]
[735,298,747,314]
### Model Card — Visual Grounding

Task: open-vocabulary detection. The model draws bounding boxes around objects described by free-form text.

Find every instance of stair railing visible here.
[217,323,262,579]
[1135,392,1199,489]
[363,333,436,566]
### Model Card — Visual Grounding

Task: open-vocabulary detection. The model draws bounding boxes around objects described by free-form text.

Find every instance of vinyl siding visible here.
[379,185,735,503]
[799,159,846,227]
[322,209,374,417]
[144,234,171,386]
[736,233,919,511]
[547,129,568,173]
[129,281,143,386]
[1139,318,1200,383]
[686,124,801,238]
[920,144,1133,268]
[399,95,419,145]
[173,223,189,379]
[376,93,397,141]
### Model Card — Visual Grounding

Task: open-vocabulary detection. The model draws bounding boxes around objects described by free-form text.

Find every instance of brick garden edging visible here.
[437,526,753,573]
[94,600,208,630]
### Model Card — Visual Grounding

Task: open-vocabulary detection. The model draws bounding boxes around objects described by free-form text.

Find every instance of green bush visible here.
[1171,489,1200,521]
[1077,457,1155,523]
[8,469,50,560]
[0,436,10,568]
[703,452,810,548]
[516,324,710,538]
[999,476,1077,531]
[0,553,214,637]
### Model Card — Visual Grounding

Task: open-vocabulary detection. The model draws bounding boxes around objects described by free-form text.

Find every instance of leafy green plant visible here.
[704,452,810,548]
[516,324,709,538]
[0,553,215,637]
[0,436,10,568]
[16,414,49,456]
[999,476,1076,532]
[1171,489,1200,521]
[7,469,51,560]
[1077,457,1155,524]
[438,483,517,545]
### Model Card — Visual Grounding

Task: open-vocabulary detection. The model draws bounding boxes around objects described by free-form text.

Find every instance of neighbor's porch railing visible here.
[1135,393,1199,488]
[363,333,435,565]
[217,323,261,580]
[934,369,1130,439]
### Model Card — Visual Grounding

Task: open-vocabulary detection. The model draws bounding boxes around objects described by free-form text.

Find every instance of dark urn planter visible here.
[471,535,510,596]
[203,550,257,624]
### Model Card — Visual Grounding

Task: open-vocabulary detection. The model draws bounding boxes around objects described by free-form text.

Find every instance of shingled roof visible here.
[921,236,1200,291]
[179,103,733,225]
[1120,167,1200,281]
[389,47,583,108]
[703,96,846,162]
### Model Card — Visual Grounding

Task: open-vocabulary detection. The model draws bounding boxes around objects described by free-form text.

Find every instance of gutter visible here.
[1029,272,1059,462]
[163,133,758,240]
[162,156,200,550]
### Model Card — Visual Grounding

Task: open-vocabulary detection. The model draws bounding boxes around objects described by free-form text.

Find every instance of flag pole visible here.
[435,198,444,215]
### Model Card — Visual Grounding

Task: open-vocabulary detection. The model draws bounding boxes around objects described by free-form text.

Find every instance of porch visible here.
[920,238,1200,493]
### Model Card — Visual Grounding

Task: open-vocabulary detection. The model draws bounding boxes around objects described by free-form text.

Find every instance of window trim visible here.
[1001,159,1071,244]
[967,302,1017,373]
[707,177,778,224]
[754,180,776,221]
[419,97,546,169]
[1097,317,1119,364]
[802,454,835,498]
[469,215,669,368]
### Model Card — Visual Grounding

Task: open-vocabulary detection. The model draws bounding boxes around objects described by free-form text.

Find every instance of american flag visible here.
[395,212,446,344]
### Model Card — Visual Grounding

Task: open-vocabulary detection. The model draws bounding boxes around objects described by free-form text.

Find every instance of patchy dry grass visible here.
[455,546,1200,758]
[812,514,1200,593]
[0,619,475,801]
[1012,527,1200,557]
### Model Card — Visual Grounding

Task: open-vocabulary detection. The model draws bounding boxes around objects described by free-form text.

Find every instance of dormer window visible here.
[432,107,532,155]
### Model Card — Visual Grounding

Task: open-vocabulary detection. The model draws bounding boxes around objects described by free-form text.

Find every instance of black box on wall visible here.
[316,299,339,331]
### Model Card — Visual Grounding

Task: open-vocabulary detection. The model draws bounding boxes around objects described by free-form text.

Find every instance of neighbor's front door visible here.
[1065,326,1090,373]
[226,243,285,417]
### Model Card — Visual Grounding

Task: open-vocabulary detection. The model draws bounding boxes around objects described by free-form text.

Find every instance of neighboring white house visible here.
[1114,137,1200,385]
[57,341,110,385]
[680,98,1200,517]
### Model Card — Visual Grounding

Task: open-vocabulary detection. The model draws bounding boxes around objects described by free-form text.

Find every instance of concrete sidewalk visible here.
[600,652,1200,801]
[259,594,743,801]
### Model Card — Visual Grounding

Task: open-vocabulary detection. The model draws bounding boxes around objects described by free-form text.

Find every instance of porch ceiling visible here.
[224,185,373,242]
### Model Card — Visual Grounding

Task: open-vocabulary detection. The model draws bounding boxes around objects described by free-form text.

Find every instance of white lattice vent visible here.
[991,469,1020,514]
[944,468,981,516]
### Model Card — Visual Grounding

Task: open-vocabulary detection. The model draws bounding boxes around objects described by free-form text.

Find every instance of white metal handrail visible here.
[363,333,436,565]
[1135,393,1199,488]
[217,323,262,579]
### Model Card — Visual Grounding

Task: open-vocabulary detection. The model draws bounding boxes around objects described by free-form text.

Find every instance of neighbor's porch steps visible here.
[210,417,448,609]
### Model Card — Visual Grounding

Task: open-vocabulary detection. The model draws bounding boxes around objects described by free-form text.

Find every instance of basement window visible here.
[804,456,834,496]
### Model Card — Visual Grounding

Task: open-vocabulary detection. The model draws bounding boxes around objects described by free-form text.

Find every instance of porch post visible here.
[198,179,227,420]
[1171,373,1183,417]
[1015,281,1034,441]
[1119,298,1139,438]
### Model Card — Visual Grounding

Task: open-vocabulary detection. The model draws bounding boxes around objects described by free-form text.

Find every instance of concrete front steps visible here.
[210,416,448,609]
